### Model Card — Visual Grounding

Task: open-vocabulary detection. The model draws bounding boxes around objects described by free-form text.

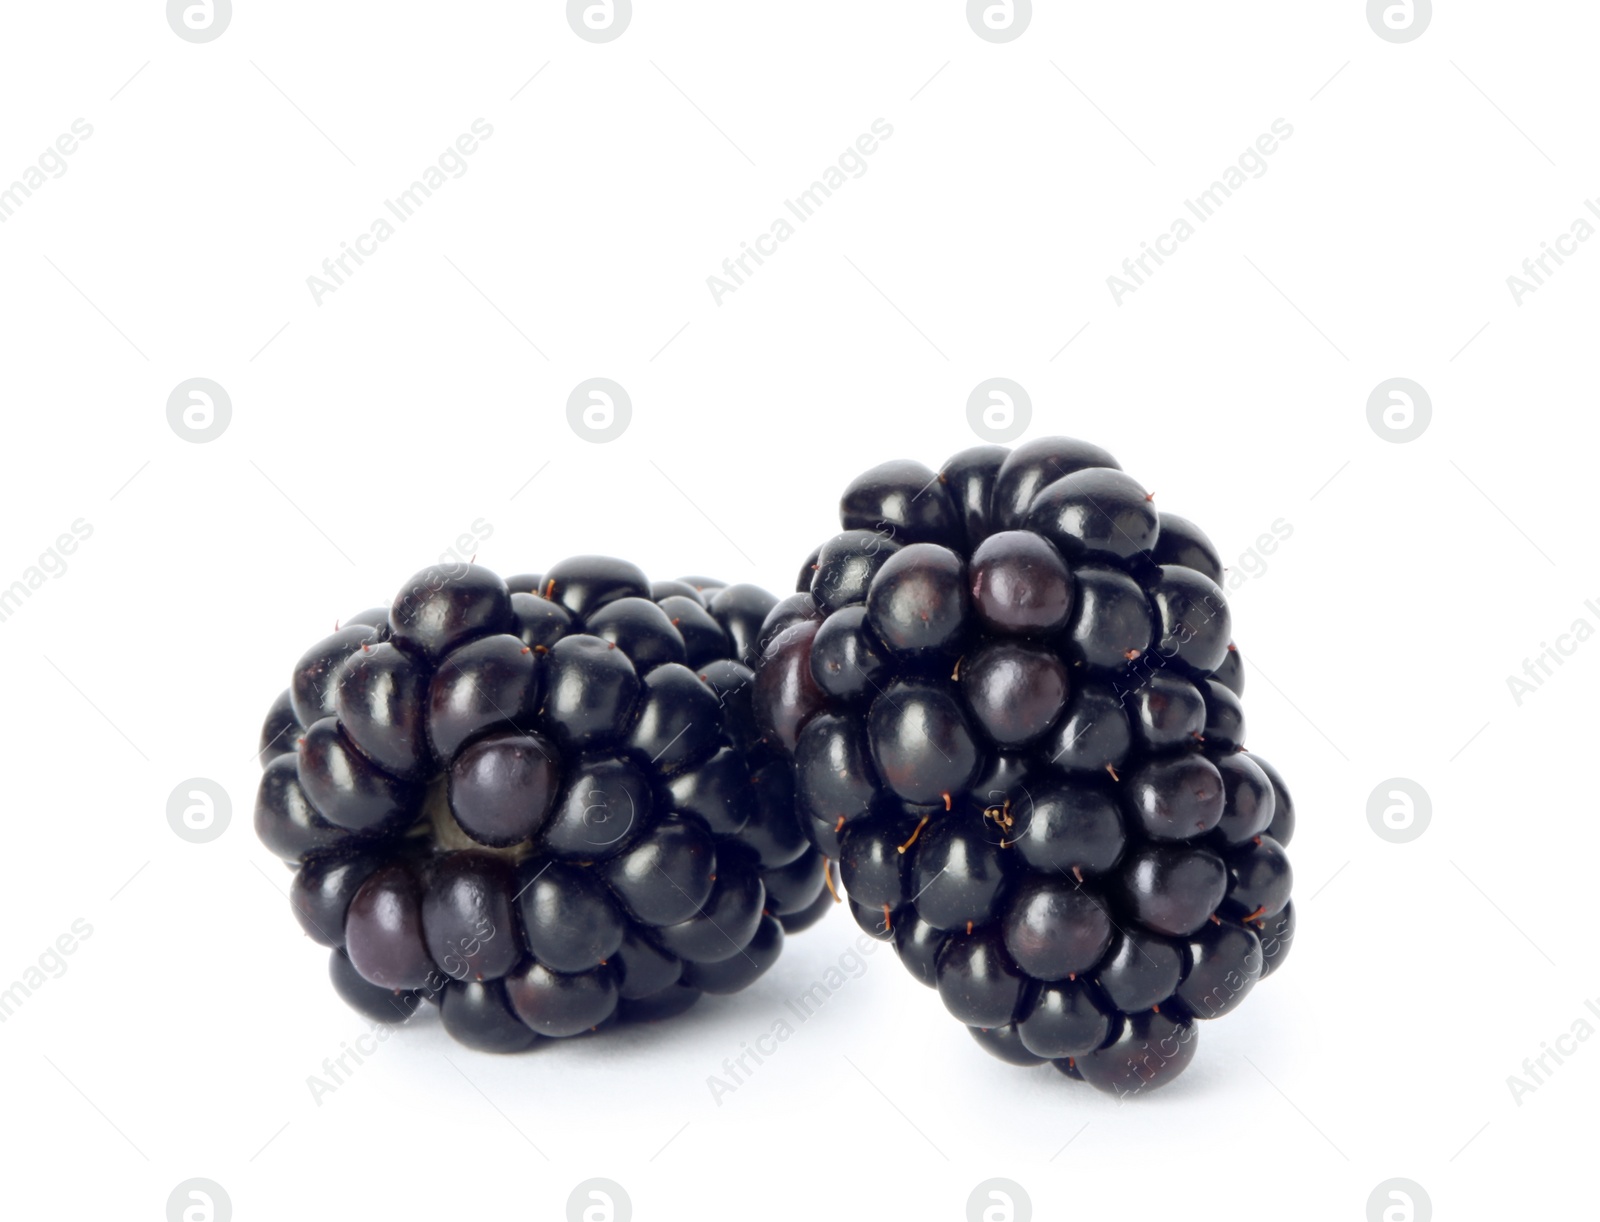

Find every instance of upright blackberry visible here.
[256,559,833,1052]
[755,439,1296,1096]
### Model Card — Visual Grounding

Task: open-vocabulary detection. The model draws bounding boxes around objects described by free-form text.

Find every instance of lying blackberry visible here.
[256,559,834,1052]
[755,438,1296,1096]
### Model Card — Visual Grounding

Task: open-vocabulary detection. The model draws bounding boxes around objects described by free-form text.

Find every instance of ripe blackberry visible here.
[757,439,1297,1096]
[257,559,825,1051]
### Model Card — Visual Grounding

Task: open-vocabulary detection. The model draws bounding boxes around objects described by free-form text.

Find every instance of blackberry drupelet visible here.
[756,438,1297,1096]
[257,559,832,1052]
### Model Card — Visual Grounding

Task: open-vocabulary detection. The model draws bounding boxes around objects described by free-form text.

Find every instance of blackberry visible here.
[757,438,1296,1096]
[256,559,825,1051]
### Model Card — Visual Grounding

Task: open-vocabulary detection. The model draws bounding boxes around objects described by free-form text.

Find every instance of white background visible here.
[0,3,1594,1220]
